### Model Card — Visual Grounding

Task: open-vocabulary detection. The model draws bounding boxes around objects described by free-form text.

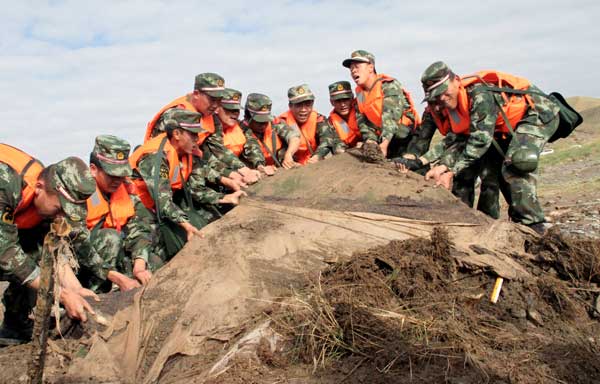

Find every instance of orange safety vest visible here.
[328,106,360,147]
[246,121,284,167]
[355,74,421,135]
[278,110,318,165]
[129,133,193,210]
[145,95,216,146]
[86,184,135,232]
[222,122,247,157]
[0,144,45,229]
[431,70,533,136]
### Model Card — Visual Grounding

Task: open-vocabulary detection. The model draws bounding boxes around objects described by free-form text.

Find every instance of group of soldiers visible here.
[0,49,562,344]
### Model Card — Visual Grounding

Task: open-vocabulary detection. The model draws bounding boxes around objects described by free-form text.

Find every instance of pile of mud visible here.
[1,154,599,383]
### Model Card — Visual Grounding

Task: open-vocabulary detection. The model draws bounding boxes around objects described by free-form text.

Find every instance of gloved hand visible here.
[393,157,423,171]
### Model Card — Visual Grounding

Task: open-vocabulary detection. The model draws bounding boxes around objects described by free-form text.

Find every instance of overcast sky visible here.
[1,0,599,164]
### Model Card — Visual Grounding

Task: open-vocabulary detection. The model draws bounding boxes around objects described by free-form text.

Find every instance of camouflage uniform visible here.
[342,50,419,158]
[421,61,560,225]
[82,135,161,292]
[327,81,362,148]
[132,111,225,230]
[240,93,301,168]
[0,155,101,336]
[282,84,344,161]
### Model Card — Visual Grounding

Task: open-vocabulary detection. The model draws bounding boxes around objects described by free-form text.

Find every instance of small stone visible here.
[510,308,527,319]
[592,294,600,319]
[527,309,544,326]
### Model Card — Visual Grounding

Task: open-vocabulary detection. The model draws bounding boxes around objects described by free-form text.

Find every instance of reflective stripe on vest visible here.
[278,110,318,165]
[355,74,421,134]
[329,108,360,147]
[223,122,247,157]
[86,184,135,232]
[431,70,533,136]
[129,133,192,210]
[0,144,44,229]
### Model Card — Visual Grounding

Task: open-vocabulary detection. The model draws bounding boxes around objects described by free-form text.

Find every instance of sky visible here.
[1,0,599,164]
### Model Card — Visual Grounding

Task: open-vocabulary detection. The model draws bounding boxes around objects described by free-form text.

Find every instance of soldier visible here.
[131,110,246,259]
[145,73,258,186]
[342,50,421,158]
[84,135,158,292]
[327,81,362,148]
[418,61,560,233]
[0,145,99,343]
[240,93,301,171]
[278,84,344,165]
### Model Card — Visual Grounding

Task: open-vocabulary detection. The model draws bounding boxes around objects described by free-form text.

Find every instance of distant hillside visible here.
[567,96,600,113]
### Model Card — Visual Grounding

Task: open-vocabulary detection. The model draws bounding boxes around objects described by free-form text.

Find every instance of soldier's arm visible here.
[122,195,155,266]
[315,116,339,158]
[137,155,189,224]
[0,175,40,284]
[69,219,111,281]
[380,80,409,141]
[406,109,437,157]
[241,130,266,168]
[447,86,498,175]
[204,118,246,170]
[188,156,224,205]
[201,145,235,181]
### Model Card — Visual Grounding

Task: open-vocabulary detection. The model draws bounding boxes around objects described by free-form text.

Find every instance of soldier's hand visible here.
[229,171,244,184]
[78,288,100,302]
[436,171,454,190]
[133,259,152,285]
[307,155,320,164]
[241,170,260,185]
[180,222,203,242]
[219,190,247,206]
[258,165,276,176]
[220,176,247,191]
[425,165,448,182]
[119,276,142,291]
[379,139,390,158]
[60,288,95,322]
[393,157,423,171]
[282,154,298,169]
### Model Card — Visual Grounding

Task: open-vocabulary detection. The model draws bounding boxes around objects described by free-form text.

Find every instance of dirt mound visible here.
[2,154,599,383]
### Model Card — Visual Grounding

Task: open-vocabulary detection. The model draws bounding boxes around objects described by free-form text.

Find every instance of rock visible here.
[527,309,544,327]
[592,294,600,319]
[510,308,527,319]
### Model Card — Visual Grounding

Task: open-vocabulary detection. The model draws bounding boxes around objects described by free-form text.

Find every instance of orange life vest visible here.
[144,95,215,146]
[222,122,247,157]
[431,70,534,136]
[278,110,318,165]
[355,74,421,134]
[0,144,45,229]
[328,106,360,147]
[247,121,284,167]
[129,133,193,210]
[86,184,135,232]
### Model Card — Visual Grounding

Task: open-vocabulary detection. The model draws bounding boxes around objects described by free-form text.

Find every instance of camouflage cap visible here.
[194,73,226,98]
[421,61,453,102]
[342,50,375,68]
[91,135,132,177]
[245,93,274,123]
[48,157,96,222]
[163,109,204,134]
[221,88,243,111]
[287,84,315,104]
[328,81,354,101]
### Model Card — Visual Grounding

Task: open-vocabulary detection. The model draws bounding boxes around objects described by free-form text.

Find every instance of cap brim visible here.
[251,114,273,123]
[101,162,132,177]
[59,195,86,222]
[423,80,449,102]
[204,90,225,98]
[222,104,241,111]
[330,93,353,101]
[289,95,315,104]
[342,58,370,68]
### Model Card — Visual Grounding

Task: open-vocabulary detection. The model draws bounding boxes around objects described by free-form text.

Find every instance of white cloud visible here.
[1,0,598,163]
